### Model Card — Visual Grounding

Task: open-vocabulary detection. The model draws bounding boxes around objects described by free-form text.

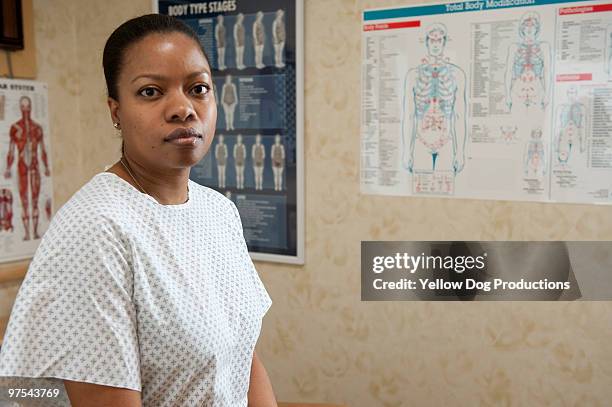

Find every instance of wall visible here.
[0,0,82,344]
[2,0,612,406]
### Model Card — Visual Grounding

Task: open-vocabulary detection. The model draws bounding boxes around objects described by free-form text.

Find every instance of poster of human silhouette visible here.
[155,0,304,263]
[361,0,612,205]
[0,79,53,263]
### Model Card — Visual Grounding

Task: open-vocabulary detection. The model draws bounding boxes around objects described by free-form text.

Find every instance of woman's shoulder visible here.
[53,172,135,226]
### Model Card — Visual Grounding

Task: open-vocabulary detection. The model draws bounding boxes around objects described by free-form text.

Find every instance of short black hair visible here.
[103,13,209,100]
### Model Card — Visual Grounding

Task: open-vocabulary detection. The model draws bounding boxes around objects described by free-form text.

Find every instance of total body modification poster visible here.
[361,0,612,204]
[155,0,304,263]
[0,79,53,263]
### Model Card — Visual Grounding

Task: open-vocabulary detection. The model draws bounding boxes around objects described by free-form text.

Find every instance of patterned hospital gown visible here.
[0,172,272,406]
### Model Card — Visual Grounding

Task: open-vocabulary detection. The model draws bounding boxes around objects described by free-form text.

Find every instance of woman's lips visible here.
[164,127,203,146]
[166,136,200,146]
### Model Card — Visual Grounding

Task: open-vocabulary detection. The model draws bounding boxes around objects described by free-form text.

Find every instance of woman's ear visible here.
[107,97,120,125]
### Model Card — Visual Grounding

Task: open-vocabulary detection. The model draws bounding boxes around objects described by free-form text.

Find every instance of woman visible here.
[0,14,276,407]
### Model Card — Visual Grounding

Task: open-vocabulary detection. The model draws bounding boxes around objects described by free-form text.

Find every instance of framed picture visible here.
[0,79,53,264]
[154,0,304,264]
[0,0,24,50]
[361,0,612,205]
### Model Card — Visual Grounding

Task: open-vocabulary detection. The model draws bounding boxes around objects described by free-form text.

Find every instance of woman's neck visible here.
[109,158,190,205]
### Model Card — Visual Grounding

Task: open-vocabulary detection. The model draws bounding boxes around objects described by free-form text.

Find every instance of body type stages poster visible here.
[156,0,304,263]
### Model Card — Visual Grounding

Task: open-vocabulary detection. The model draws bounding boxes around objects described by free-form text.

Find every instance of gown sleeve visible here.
[0,207,141,393]
[228,201,273,317]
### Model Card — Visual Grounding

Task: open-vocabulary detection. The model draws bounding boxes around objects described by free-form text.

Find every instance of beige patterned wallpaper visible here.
[2,0,612,406]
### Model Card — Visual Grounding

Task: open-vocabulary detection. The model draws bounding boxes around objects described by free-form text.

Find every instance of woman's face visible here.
[109,32,216,172]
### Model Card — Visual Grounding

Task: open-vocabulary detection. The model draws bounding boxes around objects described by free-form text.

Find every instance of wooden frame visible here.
[0,0,24,50]
[0,260,28,284]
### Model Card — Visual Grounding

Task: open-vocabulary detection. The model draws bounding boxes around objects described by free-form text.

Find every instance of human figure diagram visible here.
[215,134,228,188]
[524,128,546,177]
[215,15,227,71]
[555,87,586,165]
[272,9,286,68]
[252,134,265,190]
[401,23,467,175]
[271,134,285,191]
[233,134,246,189]
[505,12,551,111]
[0,188,13,232]
[221,75,238,131]
[234,13,246,70]
[253,11,266,69]
[4,96,51,240]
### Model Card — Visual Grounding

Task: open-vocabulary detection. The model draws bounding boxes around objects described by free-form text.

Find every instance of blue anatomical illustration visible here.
[505,12,551,111]
[555,86,586,165]
[402,23,467,175]
[524,128,547,177]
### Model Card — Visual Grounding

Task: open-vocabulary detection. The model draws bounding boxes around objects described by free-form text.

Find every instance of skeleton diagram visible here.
[215,15,227,71]
[523,128,546,177]
[215,134,228,188]
[401,23,467,175]
[234,13,246,70]
[0,189,13,232]
[221,75,238,131]
[253,11,266,69]
[252,134,265,190]
[271,134,285,191]
[554,87,586,165]
[505,12,551,111]
[233,134,246,189]
[272,9,286,68]
[4,96,50,240]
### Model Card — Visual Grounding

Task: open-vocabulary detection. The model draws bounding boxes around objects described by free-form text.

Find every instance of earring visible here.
[113,122,121,130]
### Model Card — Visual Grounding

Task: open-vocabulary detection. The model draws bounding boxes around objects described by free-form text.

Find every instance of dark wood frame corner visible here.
[0,260,29,284]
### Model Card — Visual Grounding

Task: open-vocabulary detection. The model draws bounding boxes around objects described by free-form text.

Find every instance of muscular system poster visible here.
[0,79,53,263]
[155,0,304,264]
[361,0,612,204]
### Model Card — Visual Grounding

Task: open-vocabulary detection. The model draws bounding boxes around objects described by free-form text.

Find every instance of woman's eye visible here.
[139,87,160,97]
[191,84,210,96]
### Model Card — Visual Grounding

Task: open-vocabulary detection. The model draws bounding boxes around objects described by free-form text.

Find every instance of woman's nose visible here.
[165,91,196,122]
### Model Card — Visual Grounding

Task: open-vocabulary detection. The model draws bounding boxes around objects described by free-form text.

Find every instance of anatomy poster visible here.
[0,79,53,263]
[361,0,612,204]
[155,0,304,264]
